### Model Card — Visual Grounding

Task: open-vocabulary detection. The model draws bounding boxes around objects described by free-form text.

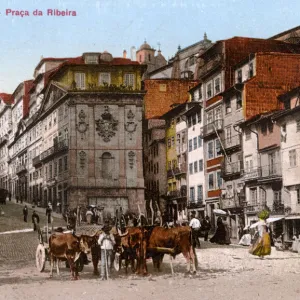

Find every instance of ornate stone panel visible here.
[95,106,118,142]
[124,109,137,140]
[76,109,89,139]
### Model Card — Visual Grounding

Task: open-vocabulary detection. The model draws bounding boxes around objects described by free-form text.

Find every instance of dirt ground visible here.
[1,243,300,300]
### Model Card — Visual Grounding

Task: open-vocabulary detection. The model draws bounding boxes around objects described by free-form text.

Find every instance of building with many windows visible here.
[6,52,147,217]
[272,87,300,241]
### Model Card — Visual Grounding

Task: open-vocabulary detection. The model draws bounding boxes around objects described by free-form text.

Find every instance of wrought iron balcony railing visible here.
[202,119,223,137]
[220,196,242,209]
[167,185,187,198]
[244,203,267,213]
[222,134,241,150]
[32,155,41,166]
[40,139,68,161]
[16,164,27,175]
[188,201,204,209]
[167,163,187,178]
[243,168,260,181]
[259,163,282,180]
[221,161,242,178]
[271,201,285,214]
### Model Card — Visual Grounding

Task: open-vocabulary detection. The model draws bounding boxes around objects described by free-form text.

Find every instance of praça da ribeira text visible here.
[5,9,77,17]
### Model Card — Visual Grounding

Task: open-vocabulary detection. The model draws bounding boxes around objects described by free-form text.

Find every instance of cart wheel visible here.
[114,252,120,271]
[36,244,46,272]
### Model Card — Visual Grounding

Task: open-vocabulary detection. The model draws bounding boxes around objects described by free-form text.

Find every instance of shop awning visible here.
[285,215,300,220]
[213,209,227,215]
[266,217,284,223]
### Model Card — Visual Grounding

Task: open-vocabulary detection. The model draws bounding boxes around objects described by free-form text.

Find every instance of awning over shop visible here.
[213,209,227,215]
[285,215,300,220]
[266,217,284,223]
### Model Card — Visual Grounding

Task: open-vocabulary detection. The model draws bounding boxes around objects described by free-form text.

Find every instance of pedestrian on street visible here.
[249,210,271,259]
[8,192,11,202]
[202,215,211,241]
[98,223,115,280]
[46,205,52,224]
[23,205,28,222]
[32,210,40,231]
[189,211,201,248]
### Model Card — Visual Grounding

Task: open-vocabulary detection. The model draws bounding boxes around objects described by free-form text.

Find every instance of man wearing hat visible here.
[189,211,201,248]
[98,223,115,280]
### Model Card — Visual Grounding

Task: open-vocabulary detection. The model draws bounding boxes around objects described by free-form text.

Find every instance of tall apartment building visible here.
[6,52,147,217]
[272,87,300,240]
[197,37,300,228]
[0,93,13,190]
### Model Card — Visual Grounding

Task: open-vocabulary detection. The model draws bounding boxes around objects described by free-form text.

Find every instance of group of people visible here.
[22,204,53,231]
[22,205,40,231]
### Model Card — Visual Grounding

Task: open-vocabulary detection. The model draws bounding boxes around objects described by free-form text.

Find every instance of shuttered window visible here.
[74,72,86,90]
[123,73,135,88]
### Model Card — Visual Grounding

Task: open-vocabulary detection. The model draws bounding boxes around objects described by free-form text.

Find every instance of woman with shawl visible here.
[249,210,271,258]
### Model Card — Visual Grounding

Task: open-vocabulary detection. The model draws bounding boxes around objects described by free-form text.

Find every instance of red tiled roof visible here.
[0,93,13,104]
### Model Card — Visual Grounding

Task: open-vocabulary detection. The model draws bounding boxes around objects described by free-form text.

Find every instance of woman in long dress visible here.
[249,218,271,258]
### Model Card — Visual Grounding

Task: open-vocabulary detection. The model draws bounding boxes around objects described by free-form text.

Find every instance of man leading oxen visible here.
[48,233,92,280]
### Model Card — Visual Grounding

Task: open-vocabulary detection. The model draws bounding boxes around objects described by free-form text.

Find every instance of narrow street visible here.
[1,202,300,300]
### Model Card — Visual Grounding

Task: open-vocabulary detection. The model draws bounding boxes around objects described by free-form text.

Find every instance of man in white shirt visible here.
[189,211,201,248]
[98,224,115,280]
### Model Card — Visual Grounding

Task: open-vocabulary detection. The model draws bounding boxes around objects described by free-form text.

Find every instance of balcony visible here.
[221,161,242,179]
[259,163,282,183]
[16,164,27,175]
[271,201,285,214]
[202,119,223,138]
[167,164,187,178]
[198,53,223,78]
[243,168,260,182]
[40,140,68,162]
[32,155,41,167]
[188,201,204,209]
[167,185,187,199]
[222,135,241,152]
[220,196,241,209]
[244,203,267,214]
[173,163,187,176]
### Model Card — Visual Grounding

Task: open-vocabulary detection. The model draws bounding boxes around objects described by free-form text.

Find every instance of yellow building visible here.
[23,51,147,215]
[161,102,194,222]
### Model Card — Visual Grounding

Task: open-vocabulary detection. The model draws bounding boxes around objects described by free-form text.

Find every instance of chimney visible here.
[123,50,127,58]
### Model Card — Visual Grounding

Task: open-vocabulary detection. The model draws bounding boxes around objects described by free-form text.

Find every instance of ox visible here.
[147,226,197,274]
[116,227,147,275]
[48,233,91,280]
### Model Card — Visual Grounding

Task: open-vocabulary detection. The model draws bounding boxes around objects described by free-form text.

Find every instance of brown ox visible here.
[147,226,197,274]
[116,227,147,275]
[48,233,91,280]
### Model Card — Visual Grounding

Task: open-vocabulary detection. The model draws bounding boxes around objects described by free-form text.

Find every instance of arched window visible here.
[102,152,114,179]
[148,54,151,62]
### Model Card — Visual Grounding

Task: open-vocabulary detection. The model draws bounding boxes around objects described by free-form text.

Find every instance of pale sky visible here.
[0,0,299,93]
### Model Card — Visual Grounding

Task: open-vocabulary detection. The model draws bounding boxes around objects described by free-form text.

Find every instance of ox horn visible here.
[117,228,129,237]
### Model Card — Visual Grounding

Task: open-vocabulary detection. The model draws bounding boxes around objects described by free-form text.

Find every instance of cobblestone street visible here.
[1,202,300,299]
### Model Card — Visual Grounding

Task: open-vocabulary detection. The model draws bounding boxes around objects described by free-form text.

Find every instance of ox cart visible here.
[35,224,102,274]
